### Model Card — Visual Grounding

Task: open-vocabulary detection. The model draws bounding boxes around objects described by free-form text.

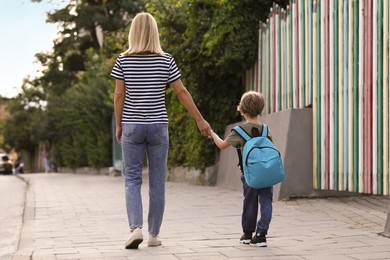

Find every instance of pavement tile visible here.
[312,255,356,260]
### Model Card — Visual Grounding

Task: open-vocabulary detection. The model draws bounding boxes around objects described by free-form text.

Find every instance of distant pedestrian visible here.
[42,144,50,173]
[209,91,273,247]
[15,153,24,174]
[110,12,211,249]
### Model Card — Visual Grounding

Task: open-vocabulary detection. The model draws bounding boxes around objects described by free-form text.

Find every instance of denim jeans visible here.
[121,123,169,236]
[240,174,273,236]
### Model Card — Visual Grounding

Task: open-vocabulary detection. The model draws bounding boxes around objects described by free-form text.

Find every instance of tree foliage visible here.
[3,80,47,152]
[48,50,113,168]
[4,0,143,169]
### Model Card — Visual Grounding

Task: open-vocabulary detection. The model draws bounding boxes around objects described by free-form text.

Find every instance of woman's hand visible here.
[116,126,122,144]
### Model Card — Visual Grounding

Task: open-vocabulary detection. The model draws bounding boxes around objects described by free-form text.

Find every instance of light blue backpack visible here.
[233,124,285,189]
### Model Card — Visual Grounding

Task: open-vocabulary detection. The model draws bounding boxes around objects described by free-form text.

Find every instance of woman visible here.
[110,12,211,249]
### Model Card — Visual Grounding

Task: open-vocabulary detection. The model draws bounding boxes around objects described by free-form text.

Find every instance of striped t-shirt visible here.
[110,53,181,124]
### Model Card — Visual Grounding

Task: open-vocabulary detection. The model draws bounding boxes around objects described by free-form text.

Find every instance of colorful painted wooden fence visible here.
[247,0,390,195]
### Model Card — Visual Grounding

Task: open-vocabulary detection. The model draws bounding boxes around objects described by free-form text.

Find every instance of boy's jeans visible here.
[241,174,273,236]
[121,123,169,236]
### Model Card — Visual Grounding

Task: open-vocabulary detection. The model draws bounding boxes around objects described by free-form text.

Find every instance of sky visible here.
[0,0,66,98]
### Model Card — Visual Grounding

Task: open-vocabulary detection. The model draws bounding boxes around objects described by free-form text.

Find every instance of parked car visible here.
[0,154,13,174]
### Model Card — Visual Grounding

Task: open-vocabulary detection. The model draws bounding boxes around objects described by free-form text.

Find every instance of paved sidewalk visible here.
[10,173,390,260]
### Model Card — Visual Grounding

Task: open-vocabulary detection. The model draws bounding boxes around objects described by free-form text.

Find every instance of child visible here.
[210,91,272,247]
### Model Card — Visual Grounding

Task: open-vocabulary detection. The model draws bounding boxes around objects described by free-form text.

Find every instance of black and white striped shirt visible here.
[110,53,181,124]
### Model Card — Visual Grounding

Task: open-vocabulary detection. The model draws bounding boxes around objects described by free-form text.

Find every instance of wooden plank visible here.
[264,22,267,113]
[313,0,319,189]
[358,0,364,193]
[258,22,261,93]
[339,0,345,190]
[317,0,323,189]
[373,0,378,194]
[377,0,384,194]
[290,3,294,109]
[284,10,289,110]
[334,0,340,189]
[274,6,277,109]
[385,0,390,194]
[293,1,297,108]
[343,0,349,191]
[348,0,354,191]
[296,0,300,108]
[321,0,327,189]
[266,19,272,114]
[352,0,359,192]
[276,5,279,110]
[286,7,290,111]
[306,0,311,106]
[323,0,329,189]
[272,6,277,113]
[364,0,373,194]
[280,11,285,111]
[384,0,390,195]
[329,0,335,190]
[300,0,304,109]
[266,21,270,115]
[297,1,300,108]
[309,0,314,104]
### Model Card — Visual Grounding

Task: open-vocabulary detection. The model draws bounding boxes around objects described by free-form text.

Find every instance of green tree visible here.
[10,0,143,168]
[3,80,47,153]
[49,50,113,168]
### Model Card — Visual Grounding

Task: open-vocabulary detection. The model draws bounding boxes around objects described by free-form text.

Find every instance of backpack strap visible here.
[261,124,268,137]
[232,126,252,174]
[232,126,252,141]
[235,147,243,173]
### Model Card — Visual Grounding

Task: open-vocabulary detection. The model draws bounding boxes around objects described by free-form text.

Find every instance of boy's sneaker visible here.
[250,234,267,247]
[125,227,143,249]
[147,234,162,247]
[239,233,252,244]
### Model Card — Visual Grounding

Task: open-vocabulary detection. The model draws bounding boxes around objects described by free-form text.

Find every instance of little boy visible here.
[210,91,272,247]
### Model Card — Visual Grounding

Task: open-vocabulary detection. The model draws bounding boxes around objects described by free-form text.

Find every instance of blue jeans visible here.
[241,174,273,236]
[121,123,169,236]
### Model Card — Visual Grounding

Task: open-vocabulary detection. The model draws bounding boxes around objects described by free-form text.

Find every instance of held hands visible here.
[196,119,212,137]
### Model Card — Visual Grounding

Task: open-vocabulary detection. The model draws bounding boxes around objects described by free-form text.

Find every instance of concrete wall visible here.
[215,108,314,200]
[167,166,217,186]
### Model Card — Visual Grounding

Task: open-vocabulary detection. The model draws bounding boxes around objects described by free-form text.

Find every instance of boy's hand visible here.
[208,130,214,139]
[209,130,230,150]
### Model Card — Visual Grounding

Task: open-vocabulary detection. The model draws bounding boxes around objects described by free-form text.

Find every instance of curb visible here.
[12,175,34,260]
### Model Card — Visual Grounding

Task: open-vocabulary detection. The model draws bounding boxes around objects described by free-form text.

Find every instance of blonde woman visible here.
[111,12,211,249]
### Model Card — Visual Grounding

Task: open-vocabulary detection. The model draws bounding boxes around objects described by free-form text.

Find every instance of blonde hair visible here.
[237,91,265,117]
[122,12,164,56]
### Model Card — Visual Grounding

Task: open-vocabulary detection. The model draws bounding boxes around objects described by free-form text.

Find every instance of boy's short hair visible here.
[237,91,264,117]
